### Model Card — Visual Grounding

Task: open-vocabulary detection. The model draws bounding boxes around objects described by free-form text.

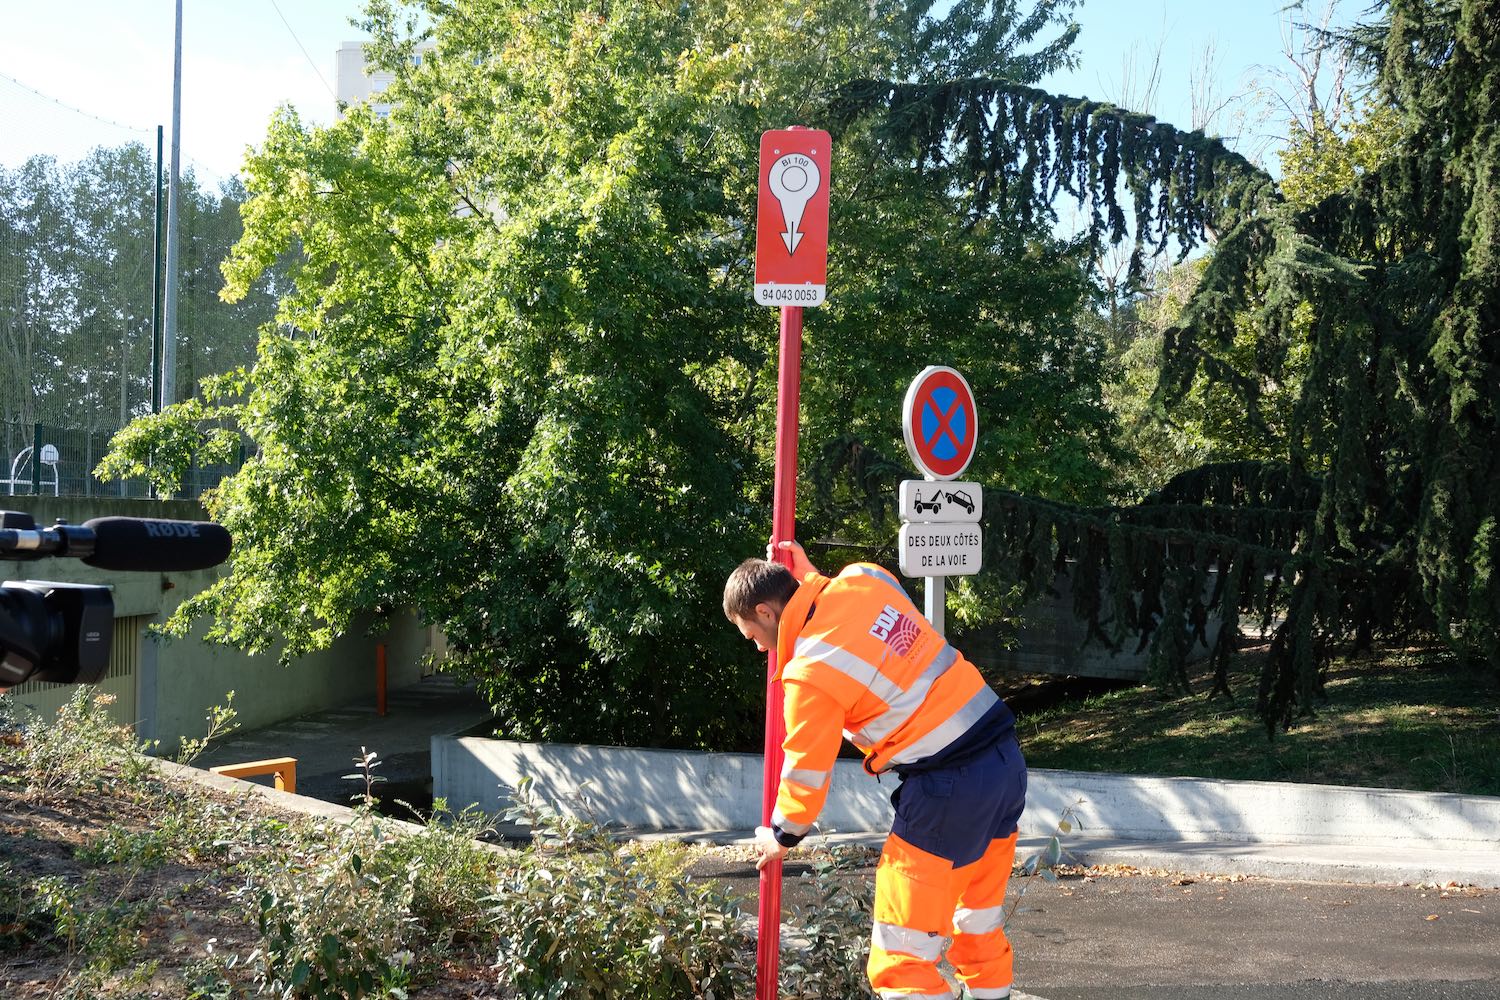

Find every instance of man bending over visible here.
[724,540,1027,1000]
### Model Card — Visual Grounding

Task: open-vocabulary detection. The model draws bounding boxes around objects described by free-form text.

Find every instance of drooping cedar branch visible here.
[813,437,1401,728]
[831,78,1279,283]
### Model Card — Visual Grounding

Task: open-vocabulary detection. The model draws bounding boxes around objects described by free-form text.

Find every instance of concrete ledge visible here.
[433,736,1500,884]
[624,828,1500,887]
[1057,836,1500,887]
[152,756,422,831]
[1021,767,1500,850]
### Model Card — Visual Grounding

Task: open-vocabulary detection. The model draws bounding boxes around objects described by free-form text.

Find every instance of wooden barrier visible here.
[209,757,298,794]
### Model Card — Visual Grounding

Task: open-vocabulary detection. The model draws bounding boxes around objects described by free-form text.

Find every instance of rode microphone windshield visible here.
[81,517,232,572]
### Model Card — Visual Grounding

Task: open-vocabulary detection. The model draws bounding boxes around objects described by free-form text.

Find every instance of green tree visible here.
[1146,0,1500,713]
[1096,98,1409,502]
[1278,100,1404,211]
[0,146,271,456]
[103,0,1126,748]
[120,0,1495,742]
[1106,97,1404,500]
[1,156,79,439]
[802,0,1500,731]
[1099,259,1215,500]
[54,145,159,436]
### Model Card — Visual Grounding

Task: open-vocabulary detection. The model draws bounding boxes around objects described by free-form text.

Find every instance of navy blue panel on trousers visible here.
[889,737,1027,869]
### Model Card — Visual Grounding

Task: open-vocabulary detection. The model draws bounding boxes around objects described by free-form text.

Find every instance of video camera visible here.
[0,511,232,688]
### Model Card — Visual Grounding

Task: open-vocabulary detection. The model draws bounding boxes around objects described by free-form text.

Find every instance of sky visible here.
[0,1,365,188]
[0,1,1346,189]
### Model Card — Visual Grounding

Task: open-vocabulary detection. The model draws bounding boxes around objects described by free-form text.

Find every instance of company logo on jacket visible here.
[868,603,920,656]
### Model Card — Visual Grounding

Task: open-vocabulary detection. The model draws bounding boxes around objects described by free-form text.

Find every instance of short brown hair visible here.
[723,559,798,620]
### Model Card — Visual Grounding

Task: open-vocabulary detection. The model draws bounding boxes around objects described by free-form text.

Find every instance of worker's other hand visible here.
[767,539,819,580]
[754,825,789,870]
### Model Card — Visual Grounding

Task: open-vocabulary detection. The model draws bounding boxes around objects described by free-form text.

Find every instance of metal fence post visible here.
[31,423,41,495]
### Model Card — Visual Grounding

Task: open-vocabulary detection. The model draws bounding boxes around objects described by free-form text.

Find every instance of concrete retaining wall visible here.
[433,736,1500,850]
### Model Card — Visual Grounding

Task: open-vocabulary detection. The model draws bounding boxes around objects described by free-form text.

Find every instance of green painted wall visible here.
[2,497,432,750]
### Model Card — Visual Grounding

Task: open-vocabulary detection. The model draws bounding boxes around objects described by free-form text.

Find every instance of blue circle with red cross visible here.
[903,367,978,479]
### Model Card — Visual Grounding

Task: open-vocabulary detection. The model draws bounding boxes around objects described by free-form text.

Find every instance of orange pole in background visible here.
[376,642,387,717]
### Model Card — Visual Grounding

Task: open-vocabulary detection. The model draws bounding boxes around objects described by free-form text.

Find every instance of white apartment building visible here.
[334,40,494,222]
[335,41,433,119]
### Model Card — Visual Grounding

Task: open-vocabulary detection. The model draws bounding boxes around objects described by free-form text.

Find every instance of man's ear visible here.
[753,601,780,625]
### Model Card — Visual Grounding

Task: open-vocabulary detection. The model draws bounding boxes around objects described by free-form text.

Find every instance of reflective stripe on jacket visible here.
[770,563,999,838]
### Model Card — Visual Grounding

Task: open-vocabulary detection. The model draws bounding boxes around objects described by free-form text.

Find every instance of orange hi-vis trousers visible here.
[867,738,1027,1000]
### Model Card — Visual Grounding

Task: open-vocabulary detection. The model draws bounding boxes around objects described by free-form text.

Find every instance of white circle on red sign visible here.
[902,366,978,480]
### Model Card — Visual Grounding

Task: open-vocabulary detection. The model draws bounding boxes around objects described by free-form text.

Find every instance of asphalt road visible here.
[1028,985,1500,999]
[704,856,1500,998]
[1011,867,1499,998]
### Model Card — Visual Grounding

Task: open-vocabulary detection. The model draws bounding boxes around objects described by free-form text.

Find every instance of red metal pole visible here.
[757,304,803,1000]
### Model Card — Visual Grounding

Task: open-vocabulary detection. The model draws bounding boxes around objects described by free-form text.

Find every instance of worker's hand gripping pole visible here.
[756,303,803,1000]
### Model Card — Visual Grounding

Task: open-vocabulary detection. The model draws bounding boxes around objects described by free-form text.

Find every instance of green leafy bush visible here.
[8,689,150,798]
[376,800,499,952]
[489,778,750,999]
[76,799,240,868]
[0,860,50,950]
[32,873,154,970]
[243,819,419,999]
[781,845,877,1000]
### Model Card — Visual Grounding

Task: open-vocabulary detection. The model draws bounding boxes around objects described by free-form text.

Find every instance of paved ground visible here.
[194,673,494,808]
[1025,986,1500,999]
[1009,868,1497,997]
[694,853,1499,999]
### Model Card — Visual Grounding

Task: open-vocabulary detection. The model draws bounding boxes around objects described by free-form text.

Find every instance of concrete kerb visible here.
[432,736,1500,887]
[151,755,444,840]
[168,748,1500,890]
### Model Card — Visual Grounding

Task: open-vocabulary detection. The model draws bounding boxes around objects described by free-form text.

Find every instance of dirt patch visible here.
[0,768,268,997]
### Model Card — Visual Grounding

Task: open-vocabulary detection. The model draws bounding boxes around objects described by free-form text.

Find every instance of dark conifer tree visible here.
[824,0,1499,729]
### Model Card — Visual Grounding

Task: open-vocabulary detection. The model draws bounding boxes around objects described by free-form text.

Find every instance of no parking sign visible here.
[902,366,978,480]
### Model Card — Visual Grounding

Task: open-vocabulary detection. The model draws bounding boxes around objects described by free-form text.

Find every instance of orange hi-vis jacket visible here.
[770,563,1002,842]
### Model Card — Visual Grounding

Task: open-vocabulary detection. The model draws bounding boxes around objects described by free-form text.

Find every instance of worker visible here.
[724,540,1027,1000]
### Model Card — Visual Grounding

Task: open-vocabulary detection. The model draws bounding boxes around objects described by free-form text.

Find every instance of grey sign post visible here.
[899,366,982,636]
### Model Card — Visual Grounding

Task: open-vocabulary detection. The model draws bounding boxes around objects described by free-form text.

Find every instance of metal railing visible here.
[209,757,298,794]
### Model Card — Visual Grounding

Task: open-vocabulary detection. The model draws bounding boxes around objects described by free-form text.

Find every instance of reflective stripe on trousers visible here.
[866,832,1017,998]
[948,835,1018,997]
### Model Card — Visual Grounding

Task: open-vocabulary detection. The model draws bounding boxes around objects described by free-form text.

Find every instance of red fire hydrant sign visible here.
[754,128,831,307]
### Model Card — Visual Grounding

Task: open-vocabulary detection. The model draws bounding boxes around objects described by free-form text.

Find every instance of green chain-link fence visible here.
[1,419,241,500]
